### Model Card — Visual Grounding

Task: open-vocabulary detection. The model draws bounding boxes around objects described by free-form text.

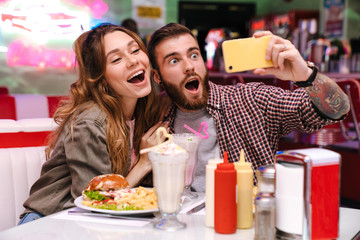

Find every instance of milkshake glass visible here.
[172,133,201,199]
[149,141,188,231]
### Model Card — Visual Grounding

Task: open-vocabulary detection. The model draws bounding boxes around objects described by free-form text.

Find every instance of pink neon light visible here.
[64,0,108,19]
[7,39,75,69]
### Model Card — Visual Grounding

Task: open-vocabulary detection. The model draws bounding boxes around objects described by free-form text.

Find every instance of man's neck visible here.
[177,105,200,113]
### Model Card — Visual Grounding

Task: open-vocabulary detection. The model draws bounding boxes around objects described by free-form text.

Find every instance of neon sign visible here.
[0,0,110,69]
[0,0,90,40]
[63,0,108,19]
[7,39,75,69]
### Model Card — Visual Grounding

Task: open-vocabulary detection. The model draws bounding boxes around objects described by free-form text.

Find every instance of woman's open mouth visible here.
[127,70,145,84]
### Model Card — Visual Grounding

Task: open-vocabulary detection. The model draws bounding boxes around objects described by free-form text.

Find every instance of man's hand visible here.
[126,121,169,187]
[252,31,312,82]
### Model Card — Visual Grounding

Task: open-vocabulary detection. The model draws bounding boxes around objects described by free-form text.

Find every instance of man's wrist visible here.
[293,61,318,88]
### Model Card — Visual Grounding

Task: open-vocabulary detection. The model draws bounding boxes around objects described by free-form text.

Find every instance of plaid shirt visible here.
[165,82,335,172]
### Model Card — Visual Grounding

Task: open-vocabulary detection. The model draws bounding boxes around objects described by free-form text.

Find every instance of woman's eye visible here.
[132,48,140,54]
[111,58,121,63]
[169,58,178,64]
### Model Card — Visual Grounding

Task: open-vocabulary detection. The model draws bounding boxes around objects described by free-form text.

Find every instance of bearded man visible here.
[147,23,349,192]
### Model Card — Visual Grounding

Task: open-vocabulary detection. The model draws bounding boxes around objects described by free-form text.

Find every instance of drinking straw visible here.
[139,127,173,154]
[183,121,209,139]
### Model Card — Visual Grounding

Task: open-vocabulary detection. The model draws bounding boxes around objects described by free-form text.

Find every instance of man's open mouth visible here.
[127,70,145,84]
[185,79,199,91]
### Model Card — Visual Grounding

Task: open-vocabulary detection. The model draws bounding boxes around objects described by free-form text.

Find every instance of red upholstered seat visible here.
[301,78,360,146]
[0,95,16,119]
[47,95,67,117]
[336,78,360,142]
[0,86,9,94]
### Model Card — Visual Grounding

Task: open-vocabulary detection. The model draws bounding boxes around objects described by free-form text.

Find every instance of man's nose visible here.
[184,59,195,73]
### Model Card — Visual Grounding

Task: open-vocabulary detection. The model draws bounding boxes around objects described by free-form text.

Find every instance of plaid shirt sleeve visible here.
[252,83,335,136]
[208,82,337,173]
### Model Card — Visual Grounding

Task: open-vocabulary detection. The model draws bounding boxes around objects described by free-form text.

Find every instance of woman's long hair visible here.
[46,23,162,176]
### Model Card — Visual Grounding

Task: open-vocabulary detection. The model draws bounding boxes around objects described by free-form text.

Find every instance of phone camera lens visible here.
[229,66,232,70]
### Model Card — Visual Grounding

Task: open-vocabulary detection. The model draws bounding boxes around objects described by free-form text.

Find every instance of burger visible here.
[81,174,158,211]
[81,174,134,210]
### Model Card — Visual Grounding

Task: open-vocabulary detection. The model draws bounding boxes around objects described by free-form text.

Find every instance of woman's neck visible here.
[120,98,137,121]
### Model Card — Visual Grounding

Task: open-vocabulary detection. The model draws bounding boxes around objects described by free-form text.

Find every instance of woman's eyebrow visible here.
[106,40,137,58]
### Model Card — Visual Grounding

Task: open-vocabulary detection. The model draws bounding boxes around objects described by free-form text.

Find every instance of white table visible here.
[0,194,359,240]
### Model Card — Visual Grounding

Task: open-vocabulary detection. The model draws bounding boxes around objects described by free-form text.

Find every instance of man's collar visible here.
[207,82,222,111]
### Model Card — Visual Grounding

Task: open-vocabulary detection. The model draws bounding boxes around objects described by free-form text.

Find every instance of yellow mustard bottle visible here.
[233,149,253,229]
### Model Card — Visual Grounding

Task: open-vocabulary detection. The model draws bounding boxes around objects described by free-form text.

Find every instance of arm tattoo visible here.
[305,73,350,120]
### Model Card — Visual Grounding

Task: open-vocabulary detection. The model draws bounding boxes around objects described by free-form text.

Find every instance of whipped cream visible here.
[152,141,186,155]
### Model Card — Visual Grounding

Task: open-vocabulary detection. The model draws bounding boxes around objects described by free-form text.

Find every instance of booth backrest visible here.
[0,146,46,230]
[0,118,56,231]
[0,95,16,120]
[13,94,49,119]
[0,94,67,120]
[0,86,9,94]
[47,95,66,118]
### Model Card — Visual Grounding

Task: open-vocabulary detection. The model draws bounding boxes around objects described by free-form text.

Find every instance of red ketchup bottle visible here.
[214,151,237,234]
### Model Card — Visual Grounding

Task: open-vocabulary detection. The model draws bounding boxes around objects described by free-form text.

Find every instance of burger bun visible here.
[83,174,129,192]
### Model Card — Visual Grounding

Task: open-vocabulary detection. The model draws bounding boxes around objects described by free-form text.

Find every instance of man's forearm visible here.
[305,73,350,120]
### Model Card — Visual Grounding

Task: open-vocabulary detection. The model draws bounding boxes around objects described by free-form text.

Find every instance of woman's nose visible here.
[127,56,138,68]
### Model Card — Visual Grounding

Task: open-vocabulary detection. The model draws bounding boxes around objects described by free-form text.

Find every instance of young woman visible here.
[19,23,167,224]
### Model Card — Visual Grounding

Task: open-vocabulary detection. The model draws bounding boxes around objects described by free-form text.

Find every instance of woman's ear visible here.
[151,69,161,85]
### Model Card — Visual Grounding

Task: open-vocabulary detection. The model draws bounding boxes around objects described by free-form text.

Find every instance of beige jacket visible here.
[22,104,131,217]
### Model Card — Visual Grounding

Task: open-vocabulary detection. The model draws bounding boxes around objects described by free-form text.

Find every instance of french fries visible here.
[116,186,158,210]
[82,186,158,210]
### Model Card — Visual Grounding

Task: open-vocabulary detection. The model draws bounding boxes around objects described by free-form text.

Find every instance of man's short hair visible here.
[147,23,197,71]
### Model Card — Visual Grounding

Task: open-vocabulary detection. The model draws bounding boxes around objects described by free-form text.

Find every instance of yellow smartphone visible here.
[222,35,274,73]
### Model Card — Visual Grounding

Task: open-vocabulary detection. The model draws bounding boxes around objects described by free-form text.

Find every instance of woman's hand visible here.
[252,31,312,82]
[140,121,169,151]
[126,121,169,187]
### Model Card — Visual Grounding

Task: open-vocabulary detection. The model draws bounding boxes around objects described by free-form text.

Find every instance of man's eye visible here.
[111,58,121,63]
[190,53,198,59]
[169,58,178,64]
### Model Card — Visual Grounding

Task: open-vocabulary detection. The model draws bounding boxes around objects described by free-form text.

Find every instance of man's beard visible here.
[161,71,209,111]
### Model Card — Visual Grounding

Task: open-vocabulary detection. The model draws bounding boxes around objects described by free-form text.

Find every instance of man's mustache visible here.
[182,73,201,85]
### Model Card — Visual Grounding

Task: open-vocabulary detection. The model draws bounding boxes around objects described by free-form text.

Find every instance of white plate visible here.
[74,196,158,216]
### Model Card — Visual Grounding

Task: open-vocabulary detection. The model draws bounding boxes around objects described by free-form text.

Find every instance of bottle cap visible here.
[216,151,234,170]
[233,149,252,170]
[257,164,275,178]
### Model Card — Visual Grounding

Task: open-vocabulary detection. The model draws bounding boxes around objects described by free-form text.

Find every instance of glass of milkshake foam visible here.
[149,141,189,231]
[172,133,202,199]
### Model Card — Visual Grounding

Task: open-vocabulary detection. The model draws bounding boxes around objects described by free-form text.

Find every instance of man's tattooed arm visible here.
[305,73,350,120]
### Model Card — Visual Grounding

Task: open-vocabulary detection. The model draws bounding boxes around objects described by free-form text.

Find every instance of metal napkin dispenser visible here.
[275,148,341,239]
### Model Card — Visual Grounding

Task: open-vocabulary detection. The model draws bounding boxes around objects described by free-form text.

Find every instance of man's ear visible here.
[151,69,161,85]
